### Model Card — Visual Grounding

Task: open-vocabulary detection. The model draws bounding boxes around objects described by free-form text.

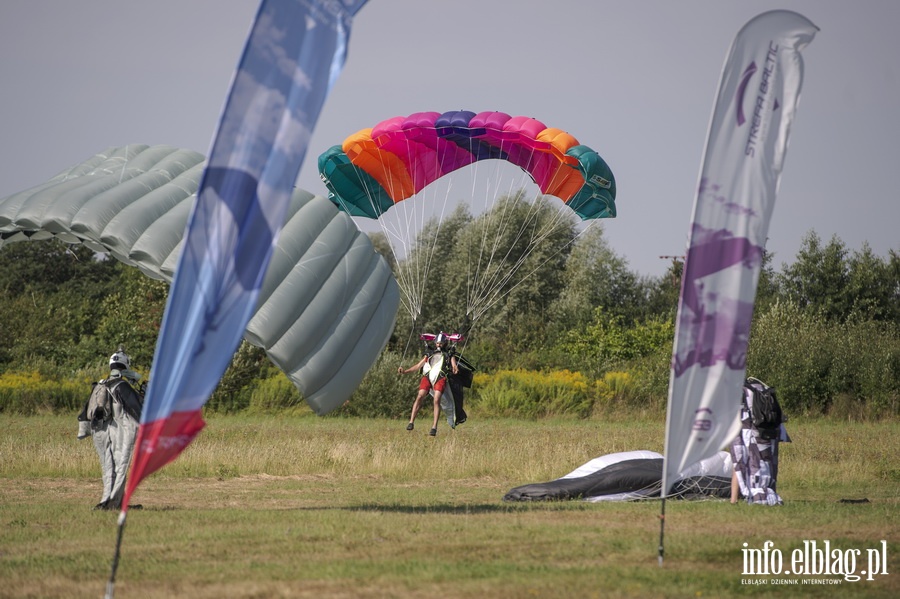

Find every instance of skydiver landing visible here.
[398,331,459,436]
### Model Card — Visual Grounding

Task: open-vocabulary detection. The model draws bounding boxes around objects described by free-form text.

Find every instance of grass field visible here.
[1,413,897,598]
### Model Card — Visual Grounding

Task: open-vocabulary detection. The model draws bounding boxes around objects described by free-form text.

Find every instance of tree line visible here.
[0,194,897,417]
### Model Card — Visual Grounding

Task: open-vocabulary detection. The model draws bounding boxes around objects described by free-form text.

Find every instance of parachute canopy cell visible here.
[0,145,400,415]
[318,110,617,221]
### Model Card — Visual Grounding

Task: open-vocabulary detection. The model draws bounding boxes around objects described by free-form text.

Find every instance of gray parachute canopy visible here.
[0,144,400,415]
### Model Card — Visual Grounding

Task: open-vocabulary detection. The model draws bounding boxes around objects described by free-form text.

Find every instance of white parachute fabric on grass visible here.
[0,144,400,414]
[559,450,663,480]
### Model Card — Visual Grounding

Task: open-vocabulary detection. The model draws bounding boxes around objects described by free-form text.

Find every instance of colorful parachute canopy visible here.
[318,110,616,221]
[0,145,399,415]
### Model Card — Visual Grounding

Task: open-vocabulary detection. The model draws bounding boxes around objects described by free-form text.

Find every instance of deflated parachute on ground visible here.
[503,450,733,502]
[0,144,400,414]
[318,110,616,221]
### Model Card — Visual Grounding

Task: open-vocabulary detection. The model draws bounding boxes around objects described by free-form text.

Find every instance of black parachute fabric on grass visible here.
[503,450,732,502]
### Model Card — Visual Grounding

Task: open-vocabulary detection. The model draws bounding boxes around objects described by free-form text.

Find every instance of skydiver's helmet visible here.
[109,349,130,371]
[435,332,448,348]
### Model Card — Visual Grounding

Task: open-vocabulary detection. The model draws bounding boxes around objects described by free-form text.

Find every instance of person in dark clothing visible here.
[77,347,145,510]
[729,378,789,506]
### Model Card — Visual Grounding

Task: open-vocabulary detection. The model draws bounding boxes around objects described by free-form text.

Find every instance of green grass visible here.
[0,413,897,598]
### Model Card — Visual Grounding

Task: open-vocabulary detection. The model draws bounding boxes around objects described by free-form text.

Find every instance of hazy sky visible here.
[1,1,898,277]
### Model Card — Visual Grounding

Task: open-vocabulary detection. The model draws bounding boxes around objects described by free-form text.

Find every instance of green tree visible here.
[777,231,899,324]
[754,249,780,312]
[889,249,900,322]
[206,341,271,413]
[555,309,674,378]
[638,258,682,323]
[777,231,850,320]
[392,192,577,348]
[391,202,473,339]
[367,231,396,272]
[0,240,121,373]
[0,239,114,295]
[844,243,898,323]
[439,193,575,345]
[550,225,642,330]
[90,265,168,368]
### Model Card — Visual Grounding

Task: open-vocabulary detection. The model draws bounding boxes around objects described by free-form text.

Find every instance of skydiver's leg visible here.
[771,439,780,492]
[408,388,428,429]
[107,408,139,510]
[90,422,114,508]
[729,433,750,503]
[731,468,740,504]
[430,390,441,435]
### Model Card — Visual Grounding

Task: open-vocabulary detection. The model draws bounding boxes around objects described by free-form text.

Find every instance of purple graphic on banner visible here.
[672,221,764,377]
[735,62,758,126]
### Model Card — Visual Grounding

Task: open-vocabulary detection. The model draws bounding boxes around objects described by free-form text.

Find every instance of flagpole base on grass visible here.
[104,510,127,599]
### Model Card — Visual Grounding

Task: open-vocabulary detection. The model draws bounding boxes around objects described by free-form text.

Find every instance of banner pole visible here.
[657,496,666,567]
[104,510,128,599]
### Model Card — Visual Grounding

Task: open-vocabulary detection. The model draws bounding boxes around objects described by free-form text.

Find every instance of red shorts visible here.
[419,375,447,393]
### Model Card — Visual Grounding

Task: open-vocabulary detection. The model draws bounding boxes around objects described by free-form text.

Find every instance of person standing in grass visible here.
[729,377,789,506]
[399,332,458,437]
[77,346,145,510]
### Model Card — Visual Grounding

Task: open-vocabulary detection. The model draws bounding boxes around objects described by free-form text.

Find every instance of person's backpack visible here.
[86,380,113,423]
[743,377,783,440]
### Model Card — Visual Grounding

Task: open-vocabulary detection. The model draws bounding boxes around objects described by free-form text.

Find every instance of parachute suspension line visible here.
[476,174,540,302]
[464,158,531,322]
[467,200,569,322]
[469,219,595,323]
[386,199,425,319]
[400,314,421,365]
[331,172,420,321]
[466,158,501,321]
[364,147,427,322]
[466,145,550,320]
[462,144,583,324]
[398,138,455,324]
[364,136,457,326]
[339,132,600,335]
[117,145,129,184]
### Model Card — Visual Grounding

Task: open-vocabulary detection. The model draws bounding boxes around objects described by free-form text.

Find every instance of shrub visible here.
[748,302,832,413]
[206,342,269,414]
[333,350,410,419]
[554,312,674,379]
[748,302,900,416]
[247,372,307,414]
[832,318,900,416]
[473,368,593,419]
[0,371,89,414]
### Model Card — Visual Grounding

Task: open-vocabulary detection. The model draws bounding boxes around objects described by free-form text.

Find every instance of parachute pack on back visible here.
[87,380,113,423]
[743,377,783,440]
